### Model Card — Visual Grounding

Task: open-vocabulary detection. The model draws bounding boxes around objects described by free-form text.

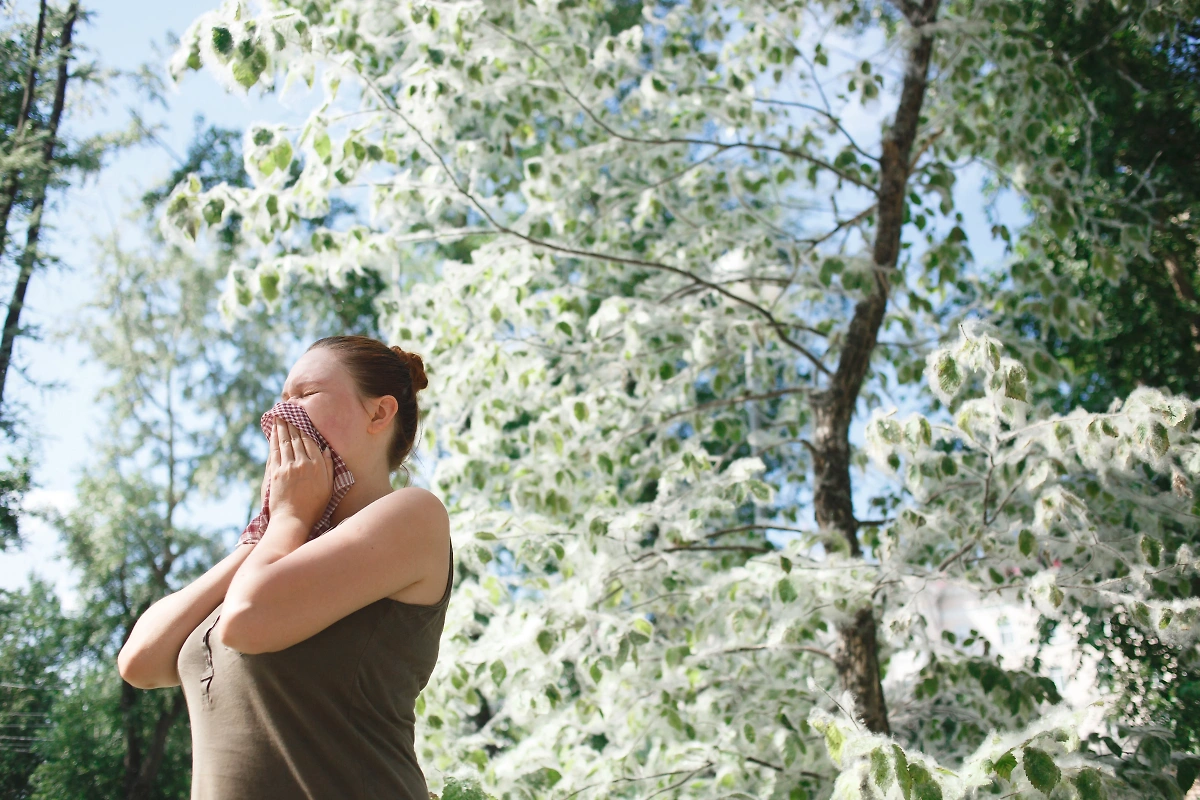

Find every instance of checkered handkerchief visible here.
[237,402,355,546]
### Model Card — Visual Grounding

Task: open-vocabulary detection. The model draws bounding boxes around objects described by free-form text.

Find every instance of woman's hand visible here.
[260,422,281,508]
[267,418,335,530]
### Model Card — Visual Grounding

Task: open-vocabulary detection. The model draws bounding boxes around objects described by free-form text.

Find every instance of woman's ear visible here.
[368,395,399,434]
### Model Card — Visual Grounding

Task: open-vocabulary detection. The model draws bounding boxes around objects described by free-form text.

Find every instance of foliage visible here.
[991,0,1200,759]
[0,578,73,799]
[0,1,130,548]
[164,0,1200,798]
[1007,0,1200,413]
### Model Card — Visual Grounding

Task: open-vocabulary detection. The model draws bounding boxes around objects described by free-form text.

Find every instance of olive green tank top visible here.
[177,545,453,799]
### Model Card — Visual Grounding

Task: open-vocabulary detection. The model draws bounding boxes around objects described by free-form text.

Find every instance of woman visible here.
[117,335,452,799]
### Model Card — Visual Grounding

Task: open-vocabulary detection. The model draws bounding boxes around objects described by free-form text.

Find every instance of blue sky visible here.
[0,0,309,607]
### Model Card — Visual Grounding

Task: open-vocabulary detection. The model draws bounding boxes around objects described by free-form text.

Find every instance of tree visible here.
[0,0,80,409]
[996,0,1200,763]
[0,1,125,550]
[0,578,73,799]
[166,0,1198,798]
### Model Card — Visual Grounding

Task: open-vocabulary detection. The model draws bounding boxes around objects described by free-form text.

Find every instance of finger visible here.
[269,418,282,465]
[277,420,295,464]
[323,446,333,483]
[287,421,317,461]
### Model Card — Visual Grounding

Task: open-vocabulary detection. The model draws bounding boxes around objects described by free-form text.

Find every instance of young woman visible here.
[117,335,452,799]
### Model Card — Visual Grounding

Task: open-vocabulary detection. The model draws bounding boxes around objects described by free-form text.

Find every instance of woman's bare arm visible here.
[117,543,255,690]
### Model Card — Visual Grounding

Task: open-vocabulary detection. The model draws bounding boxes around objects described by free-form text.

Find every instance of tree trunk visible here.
[1164,254,1200,352]
[119,678,144,796]
[0,0,48,264]
[0,1,76,409]
[124,689,186,800]
[810,0,941,735]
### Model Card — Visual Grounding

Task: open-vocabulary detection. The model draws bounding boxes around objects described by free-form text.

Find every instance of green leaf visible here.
[630,617,653,644]
[1177,757,1200,793]
[232,47,268,88]
[574,401,588,421]
[1147,422,1166,460]
[272,140,293,171]
[1074,768,1106,800]
[1140,535,1161,567]
[665,644,689,667]
[258,270,279,302]
[1004,365,1027,402]
[893,745,913,800]
[202,198,225,225]
[536,630,555,654]
[993,751,1017,781]
[871,748,892,789]
[490,660,506,686]
[212,27,234,56]
[313,132,332,160]
[777,577,797,603]
[877,418,902,443]
[1138,735,1170,770]
[1018,529,1035,557]
[823,723,845,766]
[743,722,756,743]
[934,352,963,397]
[1021,747,1060,795]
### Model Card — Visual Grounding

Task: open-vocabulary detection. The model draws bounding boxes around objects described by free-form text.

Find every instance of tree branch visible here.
[362,76,832,376]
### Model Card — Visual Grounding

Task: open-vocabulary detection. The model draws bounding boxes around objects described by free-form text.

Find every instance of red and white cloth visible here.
[237,402,355,546]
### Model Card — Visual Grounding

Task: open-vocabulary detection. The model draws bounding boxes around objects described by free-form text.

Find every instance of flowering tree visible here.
[164,0,1198,797]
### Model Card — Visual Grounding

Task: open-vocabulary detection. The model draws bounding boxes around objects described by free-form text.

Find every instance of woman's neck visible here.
[329,467,395,525]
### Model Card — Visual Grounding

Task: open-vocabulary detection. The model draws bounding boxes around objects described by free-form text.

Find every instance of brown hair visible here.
[308,335,428,473]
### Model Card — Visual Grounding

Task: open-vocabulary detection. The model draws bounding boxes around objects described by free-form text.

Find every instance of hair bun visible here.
[391,345,429,392]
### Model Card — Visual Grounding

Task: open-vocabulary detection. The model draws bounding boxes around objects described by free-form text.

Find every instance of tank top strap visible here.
[435,541,454,607]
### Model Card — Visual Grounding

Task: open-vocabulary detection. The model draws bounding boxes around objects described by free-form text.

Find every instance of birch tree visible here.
[166,1,1198,798]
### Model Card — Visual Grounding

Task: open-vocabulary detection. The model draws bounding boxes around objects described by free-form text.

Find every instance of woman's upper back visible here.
[177,544,453,800]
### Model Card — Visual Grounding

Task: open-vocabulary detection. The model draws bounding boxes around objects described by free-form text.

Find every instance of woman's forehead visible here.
[283,349,344,391]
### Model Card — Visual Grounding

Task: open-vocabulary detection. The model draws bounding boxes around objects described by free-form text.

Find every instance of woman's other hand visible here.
[268,418,334,529]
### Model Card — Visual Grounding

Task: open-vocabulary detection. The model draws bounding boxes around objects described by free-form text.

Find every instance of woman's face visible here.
[279,347,377,461]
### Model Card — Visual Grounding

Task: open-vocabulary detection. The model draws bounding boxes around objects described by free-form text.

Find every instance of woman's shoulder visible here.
[374,487,450,546]
[375,488,451,605]
[382,486,448,521]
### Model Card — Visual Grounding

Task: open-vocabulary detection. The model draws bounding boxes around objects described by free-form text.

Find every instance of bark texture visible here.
[0,1,76,409]
[0,0,47,263]
[1164,253,1200,352]
[810,0,941,735]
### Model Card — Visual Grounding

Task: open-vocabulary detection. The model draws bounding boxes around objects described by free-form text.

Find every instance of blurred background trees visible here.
[0,0,1197,797]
